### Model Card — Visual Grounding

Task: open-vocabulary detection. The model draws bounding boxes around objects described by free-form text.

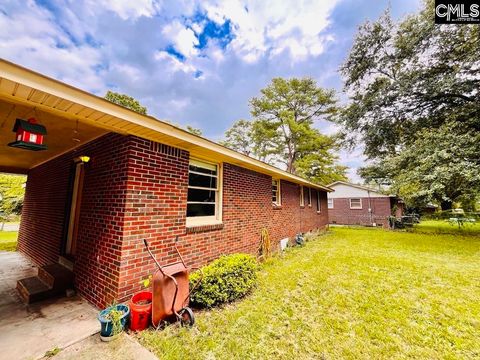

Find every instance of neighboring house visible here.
[327,181,404,228]
[0,60,331,308]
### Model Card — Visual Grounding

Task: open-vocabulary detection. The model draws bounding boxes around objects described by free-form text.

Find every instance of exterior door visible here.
[65,161,85,258]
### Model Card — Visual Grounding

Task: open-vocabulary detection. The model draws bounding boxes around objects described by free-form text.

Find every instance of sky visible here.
[0,0,421,182]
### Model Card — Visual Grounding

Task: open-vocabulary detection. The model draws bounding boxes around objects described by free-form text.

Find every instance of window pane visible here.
[189,173,217,188]
[188,188,216,203]
[187,203,215,217]
[350,199,361,208]
[328,199,333,208]
[189,165,217,176]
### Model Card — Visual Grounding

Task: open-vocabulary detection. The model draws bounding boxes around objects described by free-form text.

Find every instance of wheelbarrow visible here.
[143,236,202,327]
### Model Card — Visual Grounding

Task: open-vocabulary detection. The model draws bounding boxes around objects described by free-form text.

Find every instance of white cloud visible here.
[0,1,105,93]
[93,0,160,20]
[153,51,196,74]
[162,20,199,58]
[201,0,341,62]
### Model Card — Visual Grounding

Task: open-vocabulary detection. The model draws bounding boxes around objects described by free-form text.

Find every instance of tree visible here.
[383,122,479,209]
[222,78,347,184]
[186,126,203,136]
[220,120,253,156]
[338,1,480,209]
[104,91,147,115]
[0,174,26,229]
[250,78,338,173]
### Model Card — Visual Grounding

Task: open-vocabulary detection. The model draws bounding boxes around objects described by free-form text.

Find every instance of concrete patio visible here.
[0,251,99,360]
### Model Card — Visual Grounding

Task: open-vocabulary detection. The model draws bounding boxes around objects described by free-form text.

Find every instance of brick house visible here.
[0,60,331,308]
[327,181,404,228]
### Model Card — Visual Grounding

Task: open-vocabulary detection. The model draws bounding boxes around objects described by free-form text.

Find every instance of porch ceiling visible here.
[0,98,107,174]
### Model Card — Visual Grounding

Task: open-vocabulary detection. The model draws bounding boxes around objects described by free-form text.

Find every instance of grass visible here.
[411,219,480,236]
[0,231,18,251]
[139,222,480,359]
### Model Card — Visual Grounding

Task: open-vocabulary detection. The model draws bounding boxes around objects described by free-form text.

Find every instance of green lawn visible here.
[0,231,18,251]
[139,223,480,359]
[411,219,480,236]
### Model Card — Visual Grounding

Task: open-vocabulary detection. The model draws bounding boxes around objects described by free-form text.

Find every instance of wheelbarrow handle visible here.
[142,238,165,275]
[183,266,203,306]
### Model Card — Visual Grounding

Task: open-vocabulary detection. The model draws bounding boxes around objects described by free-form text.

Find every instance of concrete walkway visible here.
[1,222,20,231]
[47,333,158,360]
[0,251,98,360]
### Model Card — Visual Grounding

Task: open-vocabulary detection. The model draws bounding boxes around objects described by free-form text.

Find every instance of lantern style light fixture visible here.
[8,117,47,151]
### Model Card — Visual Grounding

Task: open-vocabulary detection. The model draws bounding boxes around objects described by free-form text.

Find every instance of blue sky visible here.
[0,0,421,181]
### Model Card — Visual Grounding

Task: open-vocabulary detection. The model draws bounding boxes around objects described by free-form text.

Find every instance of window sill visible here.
[272,205,283,210]
[186,222,224,234]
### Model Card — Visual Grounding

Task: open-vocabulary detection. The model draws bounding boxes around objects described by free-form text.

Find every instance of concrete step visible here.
[17,263,75,304]
[16,276,51,304]
[38,264,74,290]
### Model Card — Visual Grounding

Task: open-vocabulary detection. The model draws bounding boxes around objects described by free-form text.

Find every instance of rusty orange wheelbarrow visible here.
[143,237,202,328]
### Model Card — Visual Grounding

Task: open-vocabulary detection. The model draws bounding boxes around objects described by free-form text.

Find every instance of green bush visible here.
[189,253,258,308]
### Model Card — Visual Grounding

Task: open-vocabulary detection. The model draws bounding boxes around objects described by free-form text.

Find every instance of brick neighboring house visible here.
[0,60,331,308]
[327,181,404,228]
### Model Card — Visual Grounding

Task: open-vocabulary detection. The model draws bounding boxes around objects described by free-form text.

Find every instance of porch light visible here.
[79,156,90,163]
[8,118,47,151]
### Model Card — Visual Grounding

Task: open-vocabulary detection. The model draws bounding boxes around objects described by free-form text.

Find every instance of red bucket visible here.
[129,291,152,331]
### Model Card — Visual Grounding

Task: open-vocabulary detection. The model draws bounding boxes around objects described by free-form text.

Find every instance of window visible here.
[187,159,222,225]
[300,186,304,207]
[316,191,321,212]
[307,188,312,207]
[350,198,362,209]
[302,186,308,205]
[272,179,281,206]
[328,198,334,209]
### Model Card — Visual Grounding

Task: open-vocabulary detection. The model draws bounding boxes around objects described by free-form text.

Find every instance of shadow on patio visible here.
[0,251,98,360]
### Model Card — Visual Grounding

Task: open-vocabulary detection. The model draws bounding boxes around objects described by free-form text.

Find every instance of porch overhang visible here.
[0,59,332,192]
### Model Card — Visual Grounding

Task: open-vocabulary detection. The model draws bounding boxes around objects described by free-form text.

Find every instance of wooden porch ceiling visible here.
[0,98,107,174]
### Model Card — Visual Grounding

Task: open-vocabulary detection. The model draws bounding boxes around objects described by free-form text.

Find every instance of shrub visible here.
[189,253,258,308]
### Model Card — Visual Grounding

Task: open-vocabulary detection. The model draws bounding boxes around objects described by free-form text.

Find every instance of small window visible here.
[272,179,281,206]
[187,159,221,225]
[316,191,321,212]
[300,186,304,207]
[328,198,334,209]
[307,188,312,207]
[350,198,362,209]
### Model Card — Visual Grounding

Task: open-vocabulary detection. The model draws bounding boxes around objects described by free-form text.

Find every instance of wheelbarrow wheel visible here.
[179,307,195,327]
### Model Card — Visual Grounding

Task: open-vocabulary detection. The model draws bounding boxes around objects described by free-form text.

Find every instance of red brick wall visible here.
[116,137,329,302]
[18,133,131,307]
[328,197,392,228]
[18,151,72,266]
[19,134,329,308]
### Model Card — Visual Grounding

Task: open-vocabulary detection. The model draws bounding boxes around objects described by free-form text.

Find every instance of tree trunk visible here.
[440,200,453,211]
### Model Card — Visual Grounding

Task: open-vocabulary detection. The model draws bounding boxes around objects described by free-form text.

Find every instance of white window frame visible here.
[316,191,321,213]
[349,198,362,209]
[272,178,281,206]
[186,159,223,227]
[328,198,334,209]
[308,188,312,207]
[300,186,304,207]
